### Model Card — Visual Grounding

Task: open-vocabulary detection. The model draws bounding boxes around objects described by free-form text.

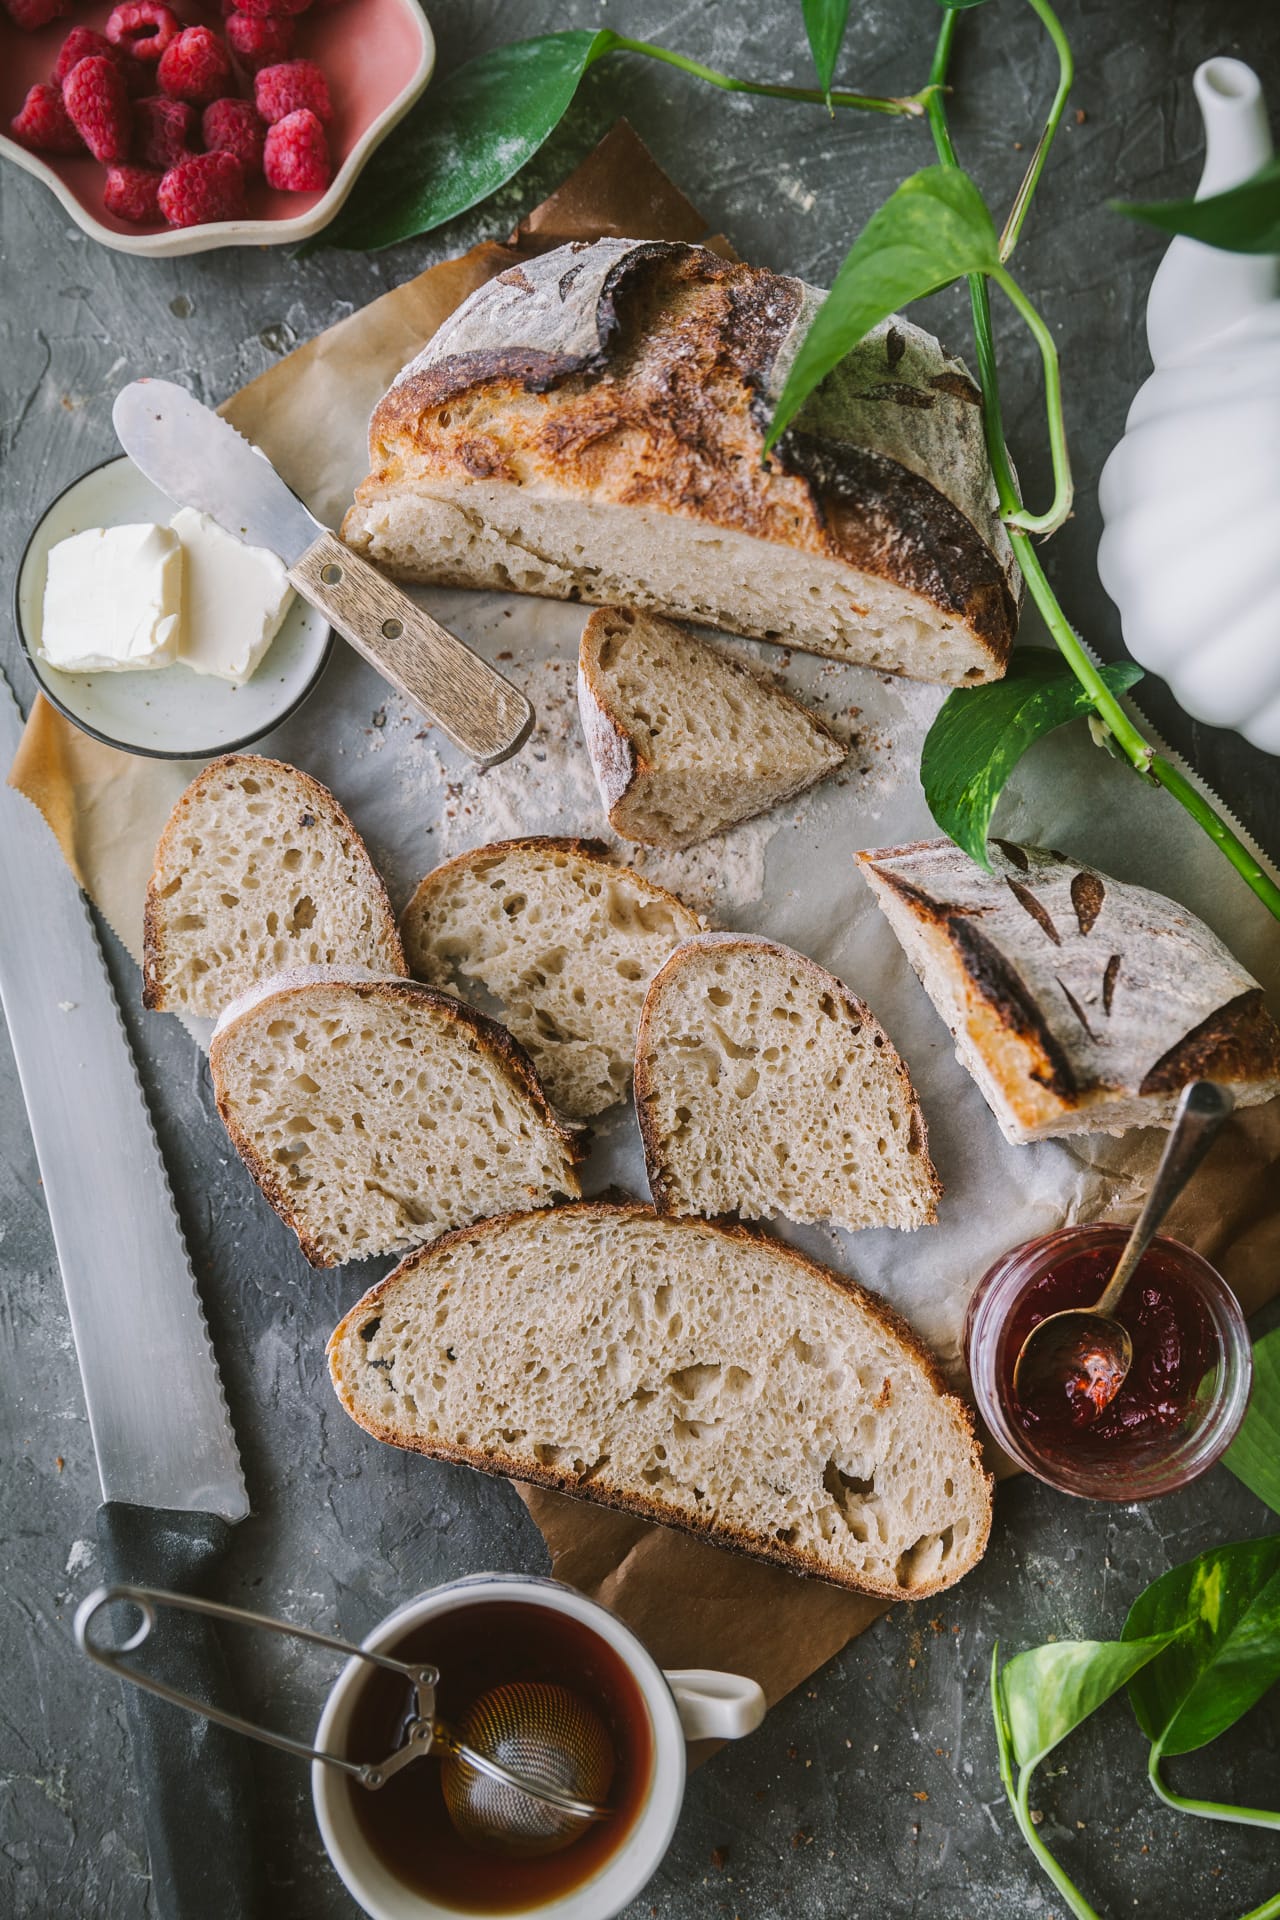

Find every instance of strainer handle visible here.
[75,1583,440,1788]
[665,1669,767,1742]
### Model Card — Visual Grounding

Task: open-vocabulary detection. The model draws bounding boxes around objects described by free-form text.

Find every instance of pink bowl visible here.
[0,0,433,254]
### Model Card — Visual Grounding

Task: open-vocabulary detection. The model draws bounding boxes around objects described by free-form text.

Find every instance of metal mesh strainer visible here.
[75,1584,616,1862]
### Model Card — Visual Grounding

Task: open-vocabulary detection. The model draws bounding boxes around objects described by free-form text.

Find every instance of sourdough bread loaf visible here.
[343,239,1018,685]
[634,934,940,1231]
[328,1203,991,1599]
[400,836,702,1118]
[209,966,582,1267]
[578,607,846,849]
[859,838,1280,1142]
[143,755,404,1015]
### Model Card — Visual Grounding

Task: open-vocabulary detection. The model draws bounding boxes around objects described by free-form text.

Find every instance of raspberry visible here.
[224,10,293,70]
[2,0,70,30]
[157,25,233,105]
[104,163,163,223]
[63,56,133,163]
[158,150,246,226]
[262,107,329,191]
[202,97,264,175]
[132,93,198,167]
[54,28,119,86]
[106,2,181,65]
[234,0,312,18]
[10,82,83,155]
[255,58,330,125]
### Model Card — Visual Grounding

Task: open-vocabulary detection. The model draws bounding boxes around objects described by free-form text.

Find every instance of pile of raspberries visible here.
[6,0,341,228]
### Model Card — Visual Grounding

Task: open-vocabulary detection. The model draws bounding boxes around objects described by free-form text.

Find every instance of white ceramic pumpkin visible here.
[1097,58,1280,755]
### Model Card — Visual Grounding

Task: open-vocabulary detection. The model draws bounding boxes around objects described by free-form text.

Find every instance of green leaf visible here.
[920,650,1144,869]
[1113,155,1280,256]
[936,0,993,9]
[1124,1537,1280,1756]
[1000,1635,1175,1773]
[764,165,1000,454]
[1224,1327,1280,1516]
[802,0,852,99]
[314,30,617,253]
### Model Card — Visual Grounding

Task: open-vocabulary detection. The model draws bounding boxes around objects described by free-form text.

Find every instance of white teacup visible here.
[312,1572,766,1920]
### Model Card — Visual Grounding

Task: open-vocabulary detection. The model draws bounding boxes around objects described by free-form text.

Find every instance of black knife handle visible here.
[96,1502,260,1920]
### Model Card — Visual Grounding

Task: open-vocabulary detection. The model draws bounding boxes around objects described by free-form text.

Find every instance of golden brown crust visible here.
[210,973,584,1268]
[356,245,1017,673]
[142,754,406,1012]
[632,934,941,1220]
[327,1201,991,1599]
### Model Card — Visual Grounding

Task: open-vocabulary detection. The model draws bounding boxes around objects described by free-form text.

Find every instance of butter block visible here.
[38,523,183,674]
[171,507,295,686]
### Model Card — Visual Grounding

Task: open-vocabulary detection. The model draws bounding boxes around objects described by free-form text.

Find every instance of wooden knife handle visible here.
[289,529,533,767]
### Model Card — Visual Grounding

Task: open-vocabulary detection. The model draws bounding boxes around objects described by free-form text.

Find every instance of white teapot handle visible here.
[663,1669,766,1742]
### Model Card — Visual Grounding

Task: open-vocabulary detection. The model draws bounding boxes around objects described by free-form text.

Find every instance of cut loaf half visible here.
[329,1204,991,1599]
[635,935,940,1232]
[144,755,405,1015]
[210,967,582,1267]
[858,838,1280,1142]
[343,239,1018,683]
[400,837,702,1119]
[578,607,846,849]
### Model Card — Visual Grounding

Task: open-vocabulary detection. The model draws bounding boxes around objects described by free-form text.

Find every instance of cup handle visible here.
[664,1670,767,1742]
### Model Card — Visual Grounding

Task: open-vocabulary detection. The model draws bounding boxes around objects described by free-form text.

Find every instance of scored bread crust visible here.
[210,966,584,1267]
[634,933,941,1228]
[858,838,1280,1142]
[343,240,1019,684]
[143,753,405,1013]
[400,834,704,1116]
[577,607,847,850]
[327,1201,992,1600]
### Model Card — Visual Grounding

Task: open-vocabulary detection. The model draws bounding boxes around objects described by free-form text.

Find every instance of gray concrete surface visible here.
[3,2,1279,1915]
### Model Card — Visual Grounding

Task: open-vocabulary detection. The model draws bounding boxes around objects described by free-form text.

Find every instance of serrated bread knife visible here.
[112,377,533,768]
[0,668,257,1917]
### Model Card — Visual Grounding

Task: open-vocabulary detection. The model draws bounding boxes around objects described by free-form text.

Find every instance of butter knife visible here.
[112,378,533,768]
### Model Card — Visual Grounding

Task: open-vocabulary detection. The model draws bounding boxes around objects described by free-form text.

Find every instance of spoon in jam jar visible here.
[1012,1080,1234,1424]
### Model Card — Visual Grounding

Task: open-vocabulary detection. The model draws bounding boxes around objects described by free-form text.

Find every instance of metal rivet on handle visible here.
[381,618,403,639]
[320,563,343,585]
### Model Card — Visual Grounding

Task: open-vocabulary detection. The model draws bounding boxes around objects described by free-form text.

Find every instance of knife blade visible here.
[112,378,533,769]
[0,668,258,1916]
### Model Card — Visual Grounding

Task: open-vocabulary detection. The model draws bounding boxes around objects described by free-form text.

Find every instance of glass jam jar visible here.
[965,1224,1252,1500]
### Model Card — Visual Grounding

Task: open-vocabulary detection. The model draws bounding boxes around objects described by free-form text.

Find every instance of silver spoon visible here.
[1012,1080,1235,1424]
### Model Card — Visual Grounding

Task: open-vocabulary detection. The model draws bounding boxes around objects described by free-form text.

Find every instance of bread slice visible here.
[209,967,582,1267]
[634,935,939,1231]
[859,838,1280,1142]
[577,607,846,850]
[328,1203,991,1599]
[400,837,702,1119]
[144,754,405,1015]
[343,239,1019,685]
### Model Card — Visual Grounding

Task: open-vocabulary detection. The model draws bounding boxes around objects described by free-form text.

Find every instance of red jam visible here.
[1002,1243,1218,1457]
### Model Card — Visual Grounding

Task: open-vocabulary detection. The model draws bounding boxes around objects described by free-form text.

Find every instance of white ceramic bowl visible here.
[15,452,333,757]
[0,0,433,257]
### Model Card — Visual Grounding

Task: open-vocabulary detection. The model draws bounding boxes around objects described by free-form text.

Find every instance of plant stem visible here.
[1238,1896,1280,1920]
[1149,1747,1280,1830]
[607,34,937,117]
[989,265,1073,533]
[999,0,1074,260]
[925,5,1280,925]
[1014,1766,1104,1920]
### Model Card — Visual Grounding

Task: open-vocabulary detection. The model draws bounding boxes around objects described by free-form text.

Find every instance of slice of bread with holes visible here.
[400,837,702,1119]
[578,608,847,850]
[634,934,940,1231]
[329,1204,991,1599]
[210,967,582,1267]
[144,755,405,1015]
[859,838,1280,1142]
